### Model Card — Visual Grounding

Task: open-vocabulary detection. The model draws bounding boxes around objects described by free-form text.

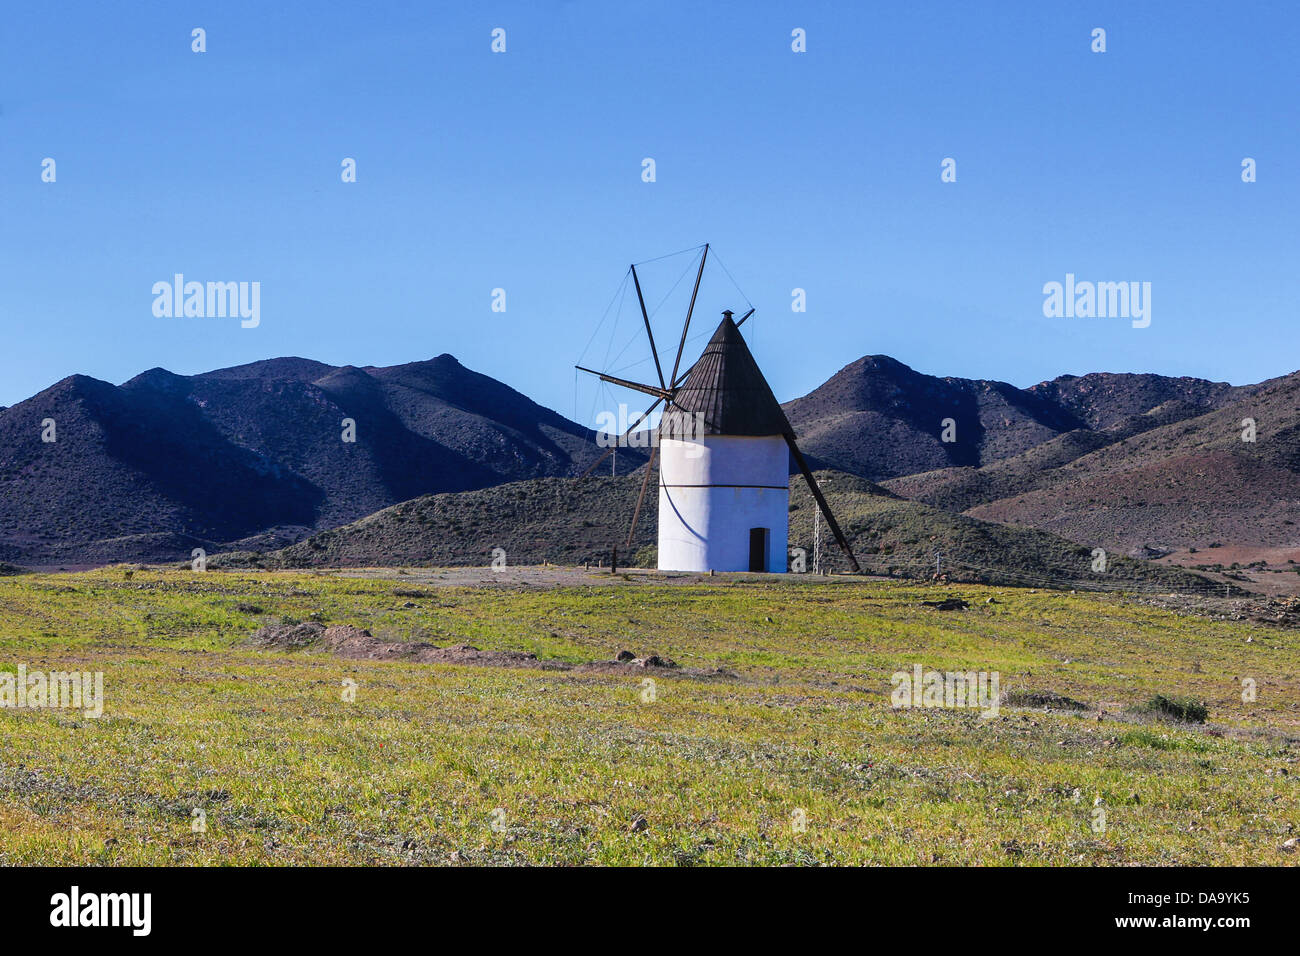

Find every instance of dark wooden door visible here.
[748,527,769,572]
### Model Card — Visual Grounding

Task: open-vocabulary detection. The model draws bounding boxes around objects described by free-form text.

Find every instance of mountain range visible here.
[0,355,634,566]
[2,349,1297,582]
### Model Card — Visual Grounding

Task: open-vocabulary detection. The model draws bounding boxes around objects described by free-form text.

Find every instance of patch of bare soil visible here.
[248,622,737,680]
[1158,545,1300,598]
[1127,593,1300,629]
[249,622,562,668]
[310,565,798,590]
[920,597,970,611]
[1000,689,1088,711]
[573,649,735,679]
[1244,596,1300,628]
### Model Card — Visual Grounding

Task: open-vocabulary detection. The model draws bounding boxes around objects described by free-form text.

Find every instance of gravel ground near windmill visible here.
[319,565,790,588]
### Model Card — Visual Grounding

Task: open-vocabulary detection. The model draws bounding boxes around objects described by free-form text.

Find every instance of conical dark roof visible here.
[660,313,793,438]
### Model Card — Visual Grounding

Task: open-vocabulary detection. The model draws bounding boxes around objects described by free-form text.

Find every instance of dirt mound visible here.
[920,597,970,611]
[573,650,737,680]
[414,643,555,668]
[249,621,556,668]
[248,623,736,679]
[1001,689,1088,711]
[575,660,735,679]
[249,621,329,649]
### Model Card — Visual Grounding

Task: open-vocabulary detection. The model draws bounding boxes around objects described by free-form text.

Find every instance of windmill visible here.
[576,244,861,574]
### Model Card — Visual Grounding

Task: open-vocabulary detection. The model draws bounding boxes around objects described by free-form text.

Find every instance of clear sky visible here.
[2,1,1296,424]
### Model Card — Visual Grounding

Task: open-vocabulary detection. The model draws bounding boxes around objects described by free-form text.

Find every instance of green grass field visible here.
[1,567,1297,865]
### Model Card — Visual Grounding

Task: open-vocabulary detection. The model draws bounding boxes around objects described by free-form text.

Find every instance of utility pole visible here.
[935,550,942,578]
[612,445,616,476]
[813,506,823,575]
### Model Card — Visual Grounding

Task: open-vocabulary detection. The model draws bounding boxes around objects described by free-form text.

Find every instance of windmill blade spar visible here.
[668,244,708,387]
[574,365,670,400]
[631,264,666,390]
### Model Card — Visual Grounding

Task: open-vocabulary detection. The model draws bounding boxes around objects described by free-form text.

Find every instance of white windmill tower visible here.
[577,244,861,574]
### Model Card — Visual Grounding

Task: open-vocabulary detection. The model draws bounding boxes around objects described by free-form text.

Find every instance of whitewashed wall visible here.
[657,435,790,572]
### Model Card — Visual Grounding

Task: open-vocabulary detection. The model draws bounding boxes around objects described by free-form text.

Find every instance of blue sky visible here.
[2,1,1297,423]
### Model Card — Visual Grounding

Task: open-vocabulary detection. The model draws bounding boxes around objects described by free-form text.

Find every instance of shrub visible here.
[1134,694,1208,723]
[1000,689,1087,711]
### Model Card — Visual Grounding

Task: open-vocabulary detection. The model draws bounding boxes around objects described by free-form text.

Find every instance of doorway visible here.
[748,527,769,572]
